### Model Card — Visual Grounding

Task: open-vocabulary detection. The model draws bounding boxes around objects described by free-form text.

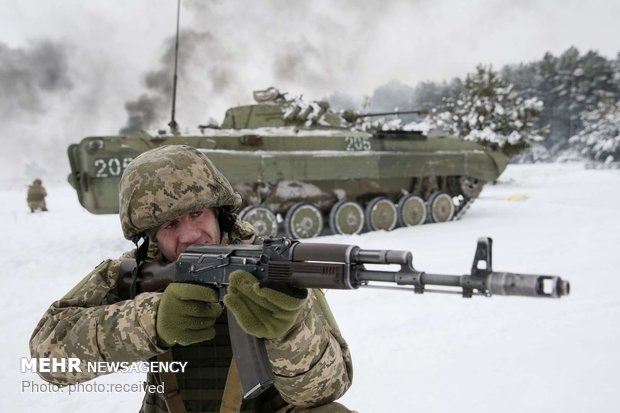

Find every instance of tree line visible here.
[360,47,620,163]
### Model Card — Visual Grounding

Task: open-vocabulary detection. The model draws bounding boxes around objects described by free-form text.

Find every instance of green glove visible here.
[156,283,223,347]
[223,270,308,339]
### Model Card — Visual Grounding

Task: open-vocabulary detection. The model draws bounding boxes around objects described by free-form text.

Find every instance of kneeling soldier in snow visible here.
[27,178,48,212]
[30,145,354,412]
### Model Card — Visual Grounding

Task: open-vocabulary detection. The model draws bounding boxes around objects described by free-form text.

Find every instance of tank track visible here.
[452,196,476,221]
[242,192,478,239]
[239,174,485,238]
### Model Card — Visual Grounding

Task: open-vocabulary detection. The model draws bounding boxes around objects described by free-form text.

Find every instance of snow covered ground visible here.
[1,163,619,412]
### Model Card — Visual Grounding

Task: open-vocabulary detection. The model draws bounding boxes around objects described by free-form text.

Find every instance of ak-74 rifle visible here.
[119,236,569,400]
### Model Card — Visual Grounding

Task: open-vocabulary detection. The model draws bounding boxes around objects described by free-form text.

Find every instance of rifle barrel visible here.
[356,270,569,298]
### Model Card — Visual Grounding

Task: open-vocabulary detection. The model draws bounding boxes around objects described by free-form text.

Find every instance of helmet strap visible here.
[130,233,150,299]
[217,207,236,238]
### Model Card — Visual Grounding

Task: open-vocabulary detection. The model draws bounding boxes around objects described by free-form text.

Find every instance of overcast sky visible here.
[3,1,618,85]
[0,0,619,186]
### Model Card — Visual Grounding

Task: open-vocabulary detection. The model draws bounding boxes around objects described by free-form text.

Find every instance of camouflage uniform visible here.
[27,179,48,212]
[30,145,353,413]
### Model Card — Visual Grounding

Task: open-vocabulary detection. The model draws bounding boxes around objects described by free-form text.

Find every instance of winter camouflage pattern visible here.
[221,219,256,245]
[30,218,352,410]
[266,290,352,406]
[119,145,242,240]
[29,250,166,385]
[274,402,355,413]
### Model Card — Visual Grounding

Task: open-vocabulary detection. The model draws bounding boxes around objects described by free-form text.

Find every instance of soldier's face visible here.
[156,208,221,261]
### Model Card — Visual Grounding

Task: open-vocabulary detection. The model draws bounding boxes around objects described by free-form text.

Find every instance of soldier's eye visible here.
[190,211,203,219]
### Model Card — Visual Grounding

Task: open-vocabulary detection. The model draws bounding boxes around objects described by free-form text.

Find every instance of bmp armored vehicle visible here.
[67,88,508,239]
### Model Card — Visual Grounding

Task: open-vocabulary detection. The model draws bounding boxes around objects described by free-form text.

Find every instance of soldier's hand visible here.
[156,283,223,347]
[223,270,308,339]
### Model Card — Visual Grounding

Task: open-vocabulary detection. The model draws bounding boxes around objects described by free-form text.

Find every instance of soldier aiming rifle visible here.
[31,145,568,413]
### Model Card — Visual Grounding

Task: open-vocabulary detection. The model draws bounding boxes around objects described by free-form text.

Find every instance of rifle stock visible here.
[118,236,569,399]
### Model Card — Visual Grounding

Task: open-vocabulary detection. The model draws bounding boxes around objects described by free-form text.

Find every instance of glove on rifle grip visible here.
[156,283,223,347]
[223,270,308,340]
[259,279,308,299]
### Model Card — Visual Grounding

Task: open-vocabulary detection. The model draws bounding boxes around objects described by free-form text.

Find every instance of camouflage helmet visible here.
[119,145,242,241]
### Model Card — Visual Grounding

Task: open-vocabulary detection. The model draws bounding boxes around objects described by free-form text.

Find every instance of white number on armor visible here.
[345,136,371,151]
[94,157,134,178]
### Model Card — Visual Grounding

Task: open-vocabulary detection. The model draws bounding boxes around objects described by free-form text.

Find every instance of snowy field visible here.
[1,163,619,412]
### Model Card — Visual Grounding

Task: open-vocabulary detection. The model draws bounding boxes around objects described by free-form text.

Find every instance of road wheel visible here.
[427,191,455,223]
[329,200,365,235]
[364,197,397,231]
[284,203,324,239]
[239,206,278,238]
[397,194,426,227]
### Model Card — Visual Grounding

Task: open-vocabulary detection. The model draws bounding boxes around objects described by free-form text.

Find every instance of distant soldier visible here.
[27,179,48,213]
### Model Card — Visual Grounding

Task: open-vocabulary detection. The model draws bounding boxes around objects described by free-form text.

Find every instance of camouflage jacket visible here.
[30,223,353,411]
[27,184,47,202]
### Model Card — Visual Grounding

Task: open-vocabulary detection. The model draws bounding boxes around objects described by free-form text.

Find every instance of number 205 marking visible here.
[345,136,371,151]
[94,157,133,178]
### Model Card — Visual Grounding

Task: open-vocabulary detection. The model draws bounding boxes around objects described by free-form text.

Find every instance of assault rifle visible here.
[119,236,569,400]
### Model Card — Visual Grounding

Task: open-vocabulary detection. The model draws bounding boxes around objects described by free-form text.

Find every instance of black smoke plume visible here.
[119,29,232,134]
[0,40,72,118]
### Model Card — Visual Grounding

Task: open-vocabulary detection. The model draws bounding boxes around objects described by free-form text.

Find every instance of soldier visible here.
[30,145,353,413]
[27,178,48,212]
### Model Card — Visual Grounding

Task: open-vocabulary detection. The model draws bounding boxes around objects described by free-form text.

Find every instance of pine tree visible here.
[530,48,618,152]
[569,99,620,163]
[502,48,619,157]
[412,78,462,111]
[433,65,546,156]
[501,62,540,100]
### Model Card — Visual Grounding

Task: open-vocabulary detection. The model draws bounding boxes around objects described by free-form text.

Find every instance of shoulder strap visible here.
[130,233,150,298]
[156,352,187,413]
[219,358,243,413]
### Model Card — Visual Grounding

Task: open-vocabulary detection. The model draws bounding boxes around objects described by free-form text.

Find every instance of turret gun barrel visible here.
[343,109,429,123]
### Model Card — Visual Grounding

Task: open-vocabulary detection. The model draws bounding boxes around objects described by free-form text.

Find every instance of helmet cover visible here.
[119,145,241,240]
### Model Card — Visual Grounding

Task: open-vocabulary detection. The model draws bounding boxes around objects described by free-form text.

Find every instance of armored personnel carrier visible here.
[67,87,508,238]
